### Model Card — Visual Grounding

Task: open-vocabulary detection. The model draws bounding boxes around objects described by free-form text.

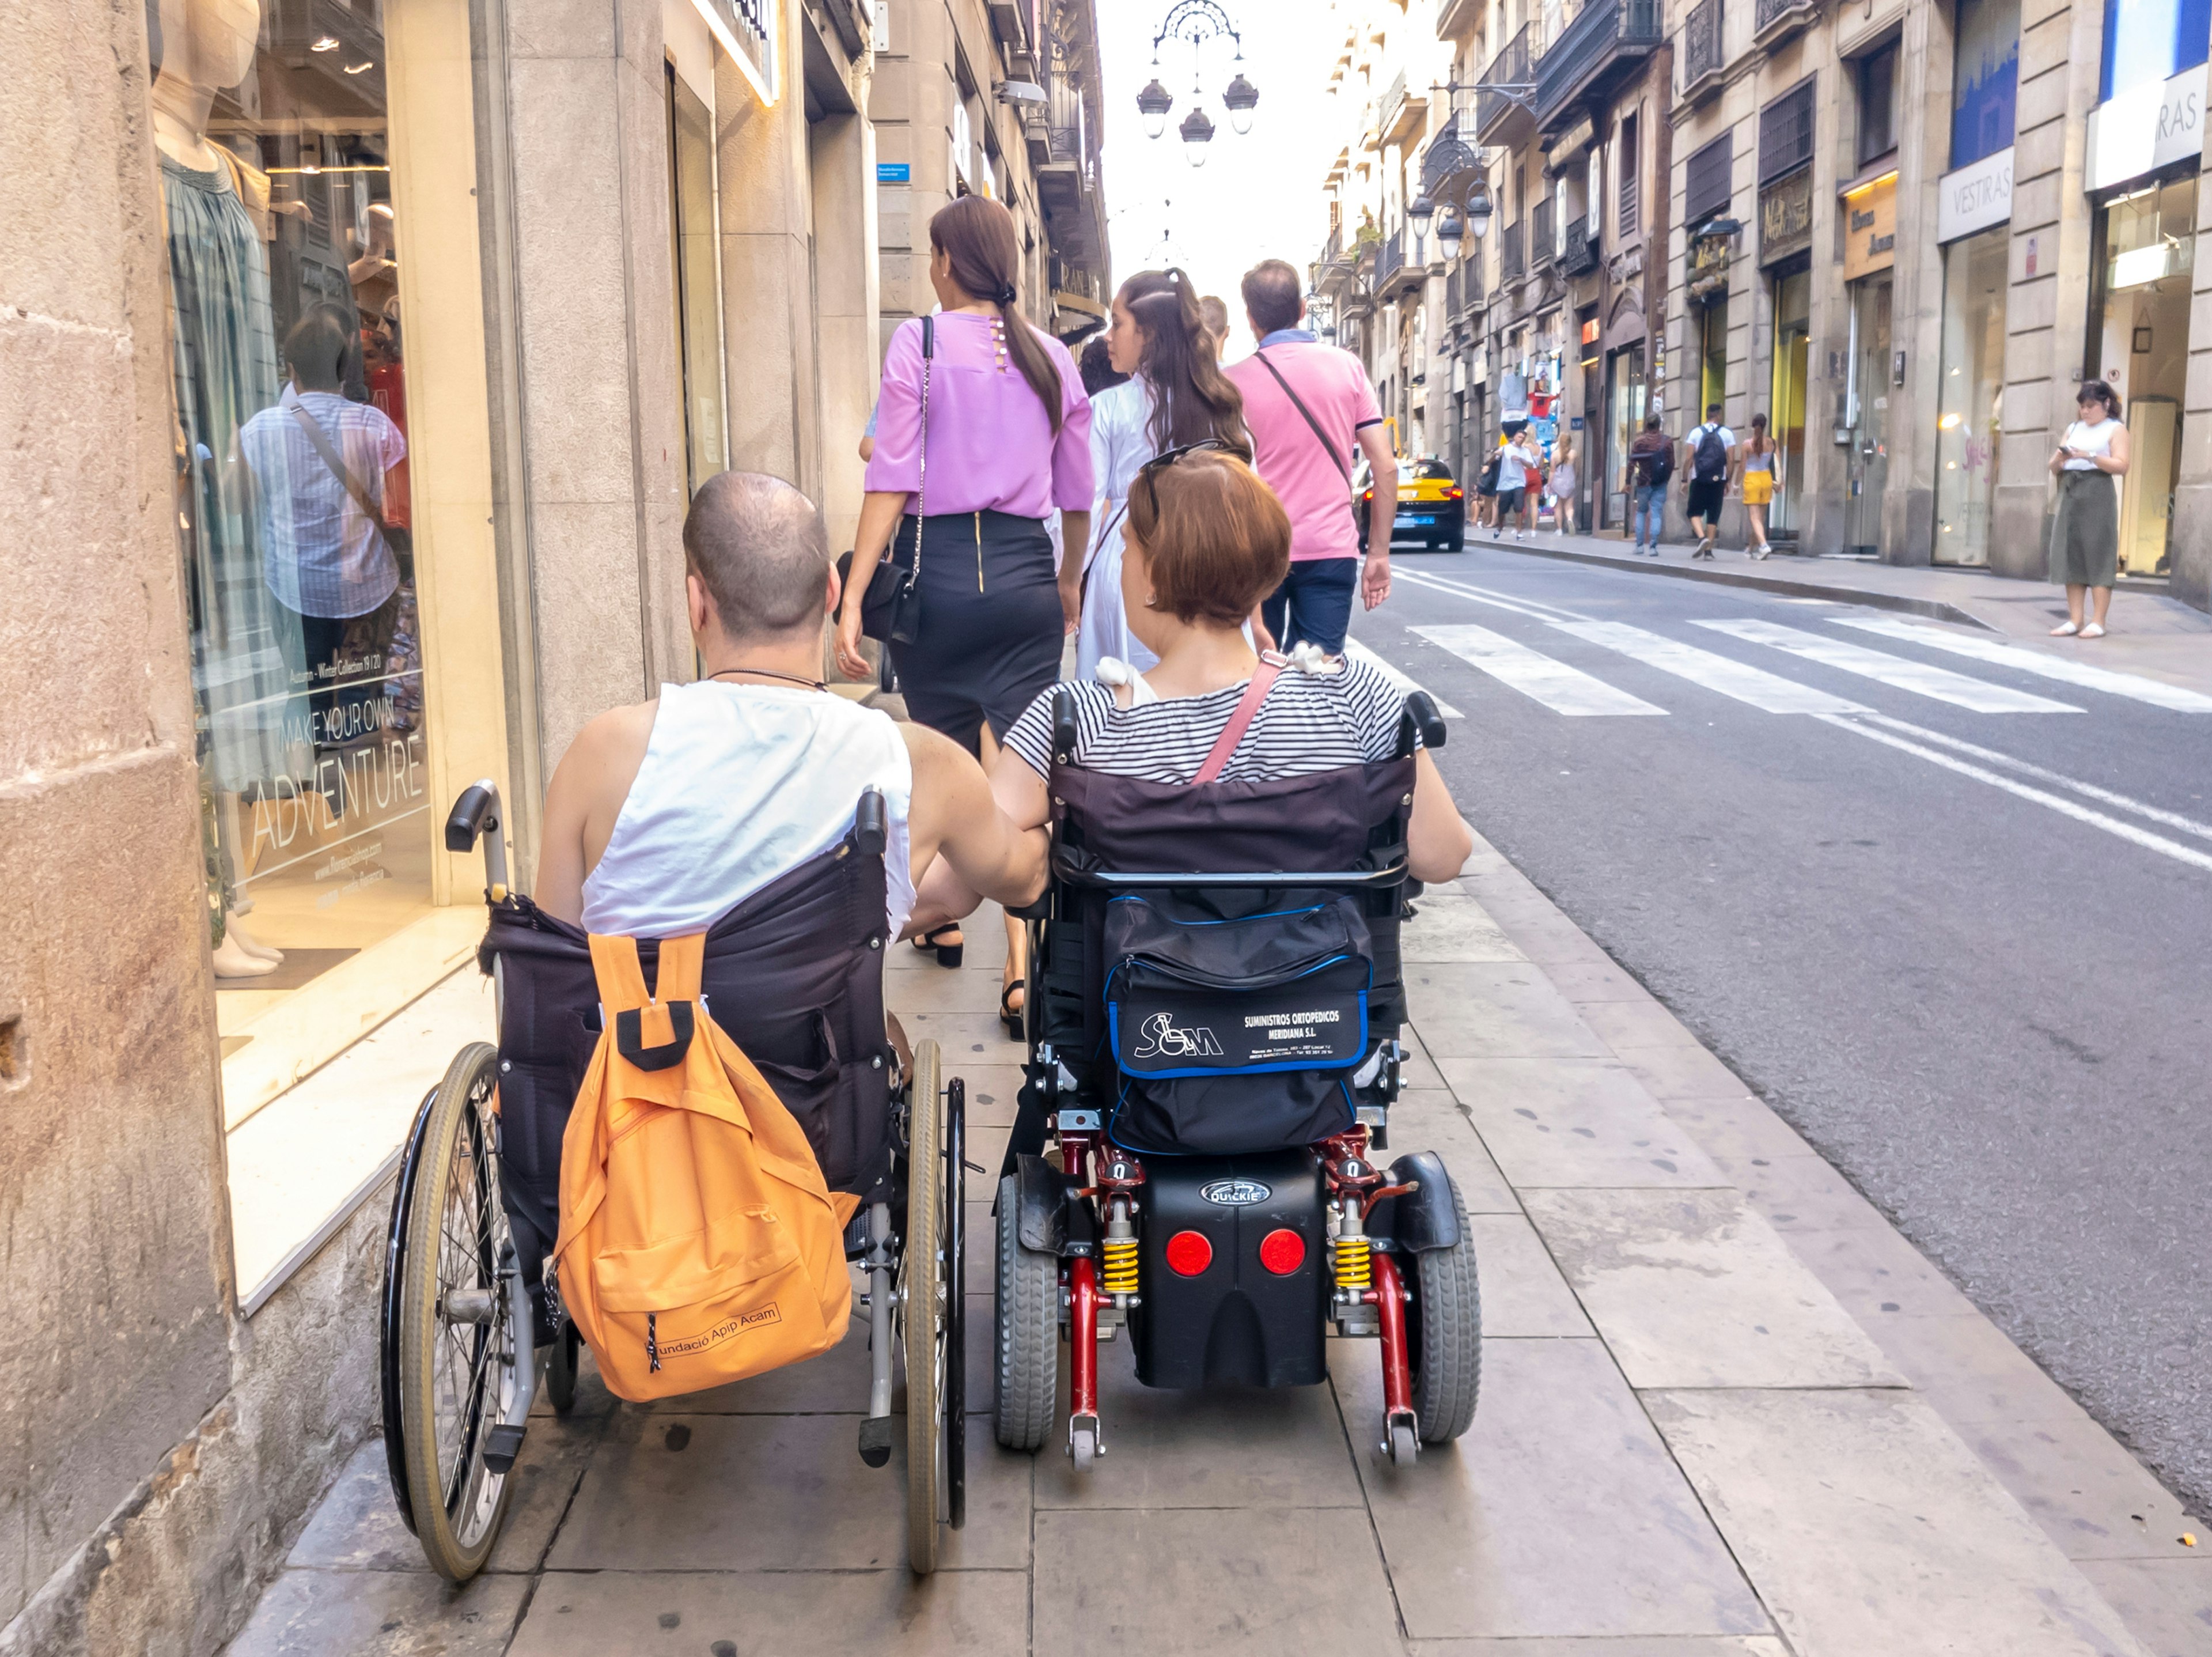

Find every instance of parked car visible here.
[1357,457,1466,553]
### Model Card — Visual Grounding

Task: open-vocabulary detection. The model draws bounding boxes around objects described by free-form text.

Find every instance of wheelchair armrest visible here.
[1395,691,1447,757]
[854,786,888,857]
[1050,686,1080,766]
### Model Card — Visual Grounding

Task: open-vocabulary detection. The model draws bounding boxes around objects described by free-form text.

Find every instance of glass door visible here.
[1769,270,1810,535]
[1605,345,1646,527]
[1845,275,1893,554]
[1934,228,2008,564]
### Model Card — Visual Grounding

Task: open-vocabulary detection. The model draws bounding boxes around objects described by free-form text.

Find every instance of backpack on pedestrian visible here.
[555,931,853,1402]
[1692,423,1729,482]
[1634,442,1673,489]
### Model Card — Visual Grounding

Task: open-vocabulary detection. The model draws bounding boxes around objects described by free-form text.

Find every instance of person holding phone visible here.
[2047,380,2130,638]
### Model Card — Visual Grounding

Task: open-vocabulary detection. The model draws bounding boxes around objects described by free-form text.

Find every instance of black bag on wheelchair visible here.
[1102,891,1373,1155]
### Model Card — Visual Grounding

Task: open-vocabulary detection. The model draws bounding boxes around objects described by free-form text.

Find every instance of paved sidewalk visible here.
[1457,524,2212,694]
[225,848,2208,1656]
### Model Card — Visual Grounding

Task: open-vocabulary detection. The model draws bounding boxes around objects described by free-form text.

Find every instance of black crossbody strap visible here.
[287,400,393,540]
[1253,349,1354,486]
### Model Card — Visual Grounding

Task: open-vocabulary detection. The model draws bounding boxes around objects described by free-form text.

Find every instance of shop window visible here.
[2099,0,2211,102]
[2094,175,2196,576]
[1685,132,1733,226]
[1760,77,1817,184]
[1952,0,2020,167]
[1700,299,1729,414]
[153,0,510,1297]
[1857,42,1900,166]
[1934,228,2007,565]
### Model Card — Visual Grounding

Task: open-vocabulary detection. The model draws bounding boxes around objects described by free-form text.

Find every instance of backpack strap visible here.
[1192,655,1285,785]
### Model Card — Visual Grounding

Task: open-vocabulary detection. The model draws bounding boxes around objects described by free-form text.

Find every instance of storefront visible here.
[1841,170,1898,554]
[1759,166,1813,538]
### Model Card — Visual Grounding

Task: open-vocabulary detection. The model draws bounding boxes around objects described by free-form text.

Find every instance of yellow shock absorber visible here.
[1101,1235,1140,1295]
[1332,1230,1373,1292]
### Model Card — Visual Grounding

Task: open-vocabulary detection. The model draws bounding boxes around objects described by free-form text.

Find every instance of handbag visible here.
[854,316,933,644]
[1253,348,1365,542]
[286,398,413,582]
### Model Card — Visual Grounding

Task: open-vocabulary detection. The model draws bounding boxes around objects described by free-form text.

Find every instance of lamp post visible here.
[1135,0,1258,160]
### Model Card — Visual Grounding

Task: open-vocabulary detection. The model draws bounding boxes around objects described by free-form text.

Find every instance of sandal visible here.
[2080,622,2106,639]
[2050,620,2080,636]
[999,976,1025,1041]
[913,924,963,969]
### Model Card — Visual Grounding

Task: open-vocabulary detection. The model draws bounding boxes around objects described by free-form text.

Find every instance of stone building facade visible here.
[0,0,1105,1651]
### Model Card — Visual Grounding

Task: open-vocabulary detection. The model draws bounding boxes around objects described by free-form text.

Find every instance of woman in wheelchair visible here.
[923,444,1484,1471]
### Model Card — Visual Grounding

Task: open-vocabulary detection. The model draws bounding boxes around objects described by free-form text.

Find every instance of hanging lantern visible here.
[1222,72,1260,135]
[1137,78,1175,140]
[1179,105,1216,167]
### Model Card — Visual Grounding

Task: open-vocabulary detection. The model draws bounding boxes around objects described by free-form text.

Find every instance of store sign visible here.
[1687,231,1732,302]
[876,162,910,183]
[2085,67,2206,191]
[1760,171,1813,264]
[691,0,777,106]
[1938,145,2013,241]
[1842,172,1898,279]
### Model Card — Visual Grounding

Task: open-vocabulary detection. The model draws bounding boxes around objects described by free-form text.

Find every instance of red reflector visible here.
[1258,1228,1306,1274]
[1164,1230,1213,1276]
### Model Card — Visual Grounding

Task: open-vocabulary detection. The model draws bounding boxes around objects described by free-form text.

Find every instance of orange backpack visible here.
[553,932,854,1401]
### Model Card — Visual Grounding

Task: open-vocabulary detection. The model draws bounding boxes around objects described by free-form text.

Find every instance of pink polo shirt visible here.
[1224,341,1383,562]
[863,312,1094,519]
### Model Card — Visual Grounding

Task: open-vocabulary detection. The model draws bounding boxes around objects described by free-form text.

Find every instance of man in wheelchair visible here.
[931,444,1484,1469]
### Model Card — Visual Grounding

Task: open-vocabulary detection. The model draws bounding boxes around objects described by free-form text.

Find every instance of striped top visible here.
[1003,655,1414,785]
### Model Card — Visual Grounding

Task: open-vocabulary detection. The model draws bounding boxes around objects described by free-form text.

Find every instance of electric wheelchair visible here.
[994,687,1482,1470]
[378,783,967,1580]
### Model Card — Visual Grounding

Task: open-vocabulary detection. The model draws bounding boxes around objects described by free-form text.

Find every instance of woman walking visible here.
[2047,380,2130,637]
[836,195,1092,1013]
[1550,434,1580,535]
[1741,413,1777,558]
[1077,268,1251,678]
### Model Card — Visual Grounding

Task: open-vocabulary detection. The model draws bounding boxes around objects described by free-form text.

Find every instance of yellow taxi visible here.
[1357,458,1467,553]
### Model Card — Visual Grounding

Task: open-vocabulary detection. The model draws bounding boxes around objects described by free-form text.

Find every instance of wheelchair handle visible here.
[1051,685,1080,766]
[445,780,511,895]
[1396,691,1447,758]
[854,786,889,858]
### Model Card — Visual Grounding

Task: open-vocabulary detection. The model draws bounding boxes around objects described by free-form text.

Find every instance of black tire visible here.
[544,1316,580,1415]
[902,1039,943,1575]
[1403,1172,1482,1443]
[944,1079,967,1531]
[993,1174,1058,1451]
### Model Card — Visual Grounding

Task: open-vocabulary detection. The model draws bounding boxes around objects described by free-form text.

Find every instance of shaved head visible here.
[682,472,831,642]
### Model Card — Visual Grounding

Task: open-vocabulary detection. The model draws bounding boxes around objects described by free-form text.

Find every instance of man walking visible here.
[1225,259,1397,655]
[1495,421,1541,540]
[1626,414,1672,554]
[1682,401,1736,559]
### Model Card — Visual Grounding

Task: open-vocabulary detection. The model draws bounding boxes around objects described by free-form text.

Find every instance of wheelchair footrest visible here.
[857,1414,894,1468]
[482,1423,528,1476]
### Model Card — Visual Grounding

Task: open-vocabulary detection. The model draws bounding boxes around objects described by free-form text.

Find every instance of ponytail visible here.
[930,195,1065,434]
[1119,267,1252,459]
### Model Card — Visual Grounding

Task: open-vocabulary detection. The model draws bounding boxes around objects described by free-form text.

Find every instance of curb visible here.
[1464,534,2002,631]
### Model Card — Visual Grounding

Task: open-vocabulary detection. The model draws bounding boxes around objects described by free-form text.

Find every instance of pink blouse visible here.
[863,312,1095,519]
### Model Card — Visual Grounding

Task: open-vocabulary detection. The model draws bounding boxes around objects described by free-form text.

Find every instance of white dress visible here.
[1076,376,1162,679]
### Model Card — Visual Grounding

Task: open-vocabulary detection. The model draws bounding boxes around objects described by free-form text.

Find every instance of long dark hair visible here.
[1747,411,1771,456]
[1119,268,1251,459]
[929,195,1065,433]
[2077,379,2122,421]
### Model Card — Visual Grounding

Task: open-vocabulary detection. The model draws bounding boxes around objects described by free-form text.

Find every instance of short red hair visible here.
[1126,451,1291,627]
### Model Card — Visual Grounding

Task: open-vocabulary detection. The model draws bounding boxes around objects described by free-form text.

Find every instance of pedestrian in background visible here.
[1079,334,1127,398]
[1740,413,1777,559]
[1224,258,1396,655]
[2048,379,2130,638]
[1495,422,1540,540]
[837,194,1093,1007]
[1475,441,1502,528]
[1199,294,1230,357]
[1627,413,1671,555]
[1682,401,1734,558]
[1078,267,1251,679]
[1550,433,1580,536]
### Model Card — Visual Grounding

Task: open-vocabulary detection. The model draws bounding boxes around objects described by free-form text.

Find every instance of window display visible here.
[2094,175,2195,576]
[1934,227,2007,565]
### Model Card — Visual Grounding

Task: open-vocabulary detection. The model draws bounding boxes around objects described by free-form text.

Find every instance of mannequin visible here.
[154,0,295,979]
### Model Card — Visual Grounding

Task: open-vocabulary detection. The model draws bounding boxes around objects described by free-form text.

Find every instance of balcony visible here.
[1532,0,1663,135]
[1563,216,1601,277]
[1376,228,1406,288]
[1753,0,1819,50]
[1681,0,1725,104]
[1531,197,1556,268]
[1500,220,1525,282]
[1475,24,1535,146]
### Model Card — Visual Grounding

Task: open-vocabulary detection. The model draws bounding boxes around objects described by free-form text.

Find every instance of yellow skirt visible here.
[1743,471,1774,506]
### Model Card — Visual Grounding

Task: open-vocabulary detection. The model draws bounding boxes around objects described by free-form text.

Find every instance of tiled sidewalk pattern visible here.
[225,848,2207,1656]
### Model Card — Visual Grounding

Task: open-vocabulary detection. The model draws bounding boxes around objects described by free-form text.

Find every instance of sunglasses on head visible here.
[1136,438,1234,520]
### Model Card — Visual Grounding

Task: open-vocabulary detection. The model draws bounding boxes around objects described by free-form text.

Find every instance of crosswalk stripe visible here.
[1832,617,2212,712]
[1692,619,2082,713]
[1411,623,1668,716]
[1862,714,2212,841]
[1344,637,1464,717]
[1550,621,1868,714]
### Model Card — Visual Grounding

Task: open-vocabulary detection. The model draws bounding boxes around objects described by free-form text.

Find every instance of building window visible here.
[2100,0,2211,102]
[1685,133,1733,225]
[1952,0,2020,166]
[1760,77,1817,184]
[1618,112,1640,236]
[1857,41,1900,165]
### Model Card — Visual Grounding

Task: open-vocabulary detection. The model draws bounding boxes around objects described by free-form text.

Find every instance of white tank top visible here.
[579,682,915,941]
[2062,417,2121,471]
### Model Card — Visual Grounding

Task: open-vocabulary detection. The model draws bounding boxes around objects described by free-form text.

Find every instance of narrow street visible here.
[1351,546,2212,1508]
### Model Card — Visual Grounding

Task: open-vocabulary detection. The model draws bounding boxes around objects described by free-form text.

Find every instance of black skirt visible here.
[886,509,1061,758]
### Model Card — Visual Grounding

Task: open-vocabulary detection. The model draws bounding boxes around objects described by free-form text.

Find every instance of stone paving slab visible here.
[1436,1055,1728,1188]
[1404,1641,1793,1656]
[226,1568,528,1656]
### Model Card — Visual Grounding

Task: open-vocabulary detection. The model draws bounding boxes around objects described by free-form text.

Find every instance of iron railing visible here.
[1532,196,1556,267]
[1533,0,1663,130]
[1476,24,1534,142]
[1619,164,1640,237]
[1500,220,1525,281]
[1754,0,1819,40]
[1377,228,1406,286]
[1682,0,1724,98]
[1564,217,1600,276]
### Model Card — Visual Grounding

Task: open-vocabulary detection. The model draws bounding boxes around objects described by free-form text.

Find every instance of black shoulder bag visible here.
[1253,347,1364,542]
[851,316,931,644]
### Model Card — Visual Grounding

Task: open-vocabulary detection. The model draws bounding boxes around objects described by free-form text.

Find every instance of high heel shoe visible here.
[913,924,963,968]
[999,977,1025,1041]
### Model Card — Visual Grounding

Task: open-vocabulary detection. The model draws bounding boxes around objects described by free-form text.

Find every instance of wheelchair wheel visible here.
[901,1039,944,1574]
[389,1043,520,1580]
[544,1315,581,1415]
[1403,1172,1482,1444]
[993,1174,1058,1450]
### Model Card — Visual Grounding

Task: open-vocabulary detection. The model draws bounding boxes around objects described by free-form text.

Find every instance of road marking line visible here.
[1411,624,1668,717]
[1831,616,2212,712]
[1550,621,1868,714]
[1395,566,1593,624]
[1692,619,2082,713]
[1344,637,1464,717]
[1820,716,2212,873]
[1861,714,2212,842]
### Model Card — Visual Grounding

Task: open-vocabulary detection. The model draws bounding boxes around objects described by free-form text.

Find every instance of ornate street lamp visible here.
[1179,105,1216,167]
[1435,205,1465,263]
[1138,1,1257,152]
[1137,78,1175,140]
[1407,193,1437,241]
[1222,71,1260,135]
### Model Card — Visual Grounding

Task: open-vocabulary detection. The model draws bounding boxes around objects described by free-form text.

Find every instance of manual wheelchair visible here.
[993,687,1483,1471]
[377,782,967,1581]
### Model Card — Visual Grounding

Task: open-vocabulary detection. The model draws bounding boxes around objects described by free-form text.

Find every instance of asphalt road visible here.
[1349,546,2212,1511]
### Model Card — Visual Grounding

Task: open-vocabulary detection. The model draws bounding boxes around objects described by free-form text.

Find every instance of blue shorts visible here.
[1260,558,1359,656]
